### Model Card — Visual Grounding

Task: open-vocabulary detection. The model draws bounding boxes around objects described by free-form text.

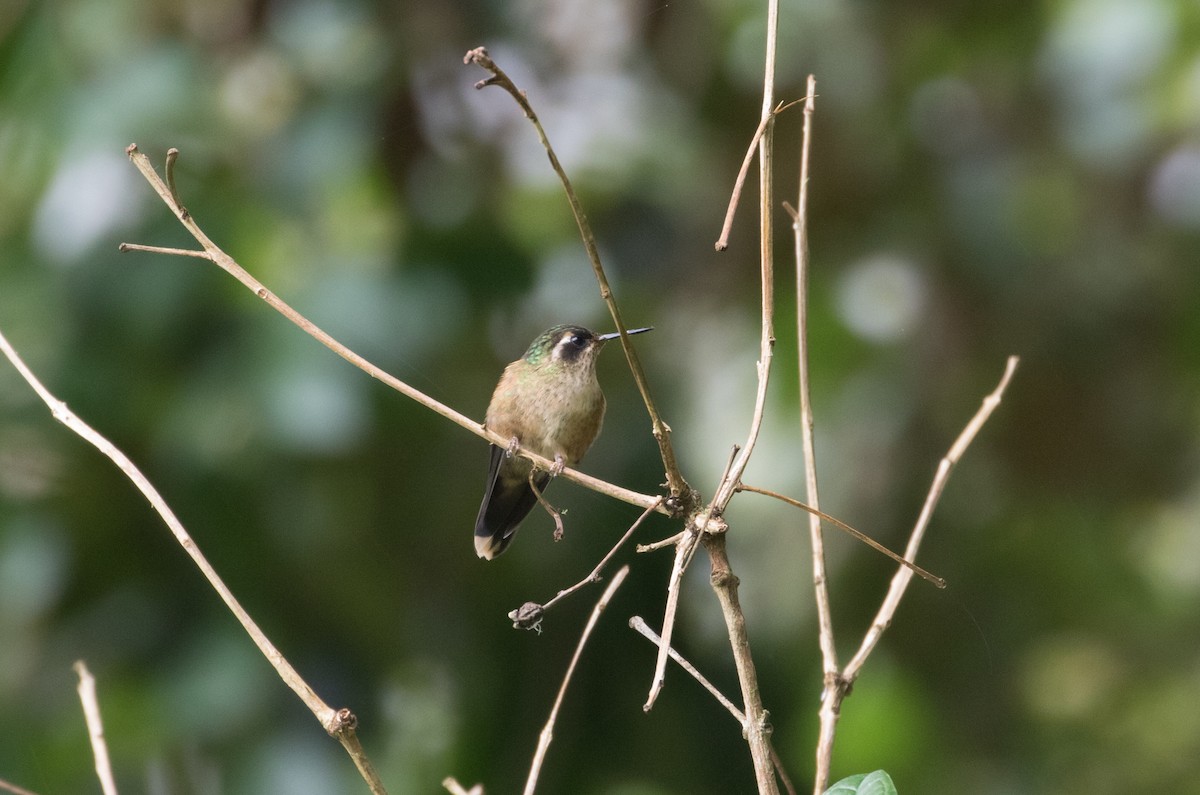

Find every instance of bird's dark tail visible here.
[475,445,550,559]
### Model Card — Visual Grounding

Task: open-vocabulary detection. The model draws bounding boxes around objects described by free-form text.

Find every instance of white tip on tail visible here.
[476,534,501,560]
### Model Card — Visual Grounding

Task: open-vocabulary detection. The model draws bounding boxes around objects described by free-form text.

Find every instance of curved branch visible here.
[463,48,691,508]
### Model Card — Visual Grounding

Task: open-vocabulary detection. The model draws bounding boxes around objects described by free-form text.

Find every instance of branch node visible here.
[327,707,358,737]
[509,602,545,633]
[710,568,739,589]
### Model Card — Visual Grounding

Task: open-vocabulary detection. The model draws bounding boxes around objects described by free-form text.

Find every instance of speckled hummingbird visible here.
[474,324,653,559]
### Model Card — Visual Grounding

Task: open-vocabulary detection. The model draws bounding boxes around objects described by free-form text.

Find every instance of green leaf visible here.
[824,770,898,795]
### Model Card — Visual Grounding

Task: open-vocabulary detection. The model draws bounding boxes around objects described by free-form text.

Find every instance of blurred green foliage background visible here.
[2,0,1199,793]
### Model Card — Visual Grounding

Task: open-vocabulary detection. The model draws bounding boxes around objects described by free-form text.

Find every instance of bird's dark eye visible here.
[569,335,587,348]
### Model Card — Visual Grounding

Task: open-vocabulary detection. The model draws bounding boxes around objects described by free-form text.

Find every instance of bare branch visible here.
[636,531,684,553]
[642,4,786,770]
[716,98,804,252]
[0,779,40,795]
[523,566,630,795]
[705,531,777,794]
[630,616,741,719]
[463,47,690,507]
[116,242,208,259]
[708,5,778,517]
[686,2,785,789]
[785,76,841,795]
[844,355,1019,681]
[508,498,661,633]
[736,483,945,588]
[813,356,1020,791]
[120,145,664,518]
[163,148,187,216]
[542,499,662,613]
[642,521,701,711]
[0,328,389,795]
[628,617,798,795]
[442,779,483,795]
[644,444,740,709]
[74,661,118,795]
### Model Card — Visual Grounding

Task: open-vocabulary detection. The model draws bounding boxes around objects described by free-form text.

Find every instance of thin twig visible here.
[630,617,741,719]
[523,565,630,795]
[636,531,684,553]
[0,327,389,795]
[642,520,699,711]
[708,7,778,516]
[463,47,690,508]
[716,98,803,252]
[786,76,840,795]
[644,445,738,710]
[542,498,662,612]
[812,356,1019,791]
[628,617,798,795]
[691,1,784,790]
[0,779,39,795]
[844,355,1019,681]
[528,473,566,542]
[74,661,118,795]
[736,483,945,588]
[116,242,209,259]
[119,145,664,518]
[509,498,659,632]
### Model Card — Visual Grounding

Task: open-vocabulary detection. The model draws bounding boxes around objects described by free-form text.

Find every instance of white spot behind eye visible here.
[553,332,588,361]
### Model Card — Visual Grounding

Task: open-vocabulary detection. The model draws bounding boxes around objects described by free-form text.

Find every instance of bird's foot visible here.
[505,436,520,459]
[549,453,566,479]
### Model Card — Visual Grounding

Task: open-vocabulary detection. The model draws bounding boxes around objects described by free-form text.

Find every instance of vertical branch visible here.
[74,661,119,795]
[700,1,783,793]
[787,76,842,795]
[706,534,780,794]
[710,0,779,511]
[794,78,830,666]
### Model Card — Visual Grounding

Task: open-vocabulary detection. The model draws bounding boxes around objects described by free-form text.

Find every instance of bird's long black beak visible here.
[597,326,653,343]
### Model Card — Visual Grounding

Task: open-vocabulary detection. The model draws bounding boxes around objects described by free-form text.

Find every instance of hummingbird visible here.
[474,323,653,559]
